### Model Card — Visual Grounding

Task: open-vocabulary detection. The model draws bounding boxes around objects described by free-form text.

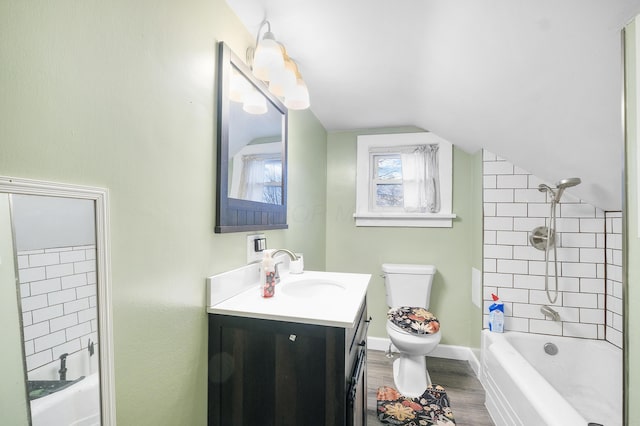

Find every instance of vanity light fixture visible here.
[247,19,310,110]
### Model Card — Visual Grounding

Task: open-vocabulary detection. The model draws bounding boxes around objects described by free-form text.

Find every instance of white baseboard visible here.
[367,336,393,352]
[468,347,481,377]
[367,336,481,377]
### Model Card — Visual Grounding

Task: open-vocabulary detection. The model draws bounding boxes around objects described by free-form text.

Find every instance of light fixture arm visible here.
[255,19,271,50]
[246,19,273,68]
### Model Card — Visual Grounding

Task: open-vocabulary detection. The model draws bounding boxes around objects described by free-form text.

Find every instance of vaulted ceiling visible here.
[226,0,640,210]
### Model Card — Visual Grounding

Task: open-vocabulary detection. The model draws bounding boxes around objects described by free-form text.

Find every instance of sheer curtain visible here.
[239,156,266,202]
[400,144,440,213]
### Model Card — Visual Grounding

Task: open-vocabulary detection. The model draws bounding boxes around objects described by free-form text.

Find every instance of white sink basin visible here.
[280,279,347,298]
[208,269,371,327]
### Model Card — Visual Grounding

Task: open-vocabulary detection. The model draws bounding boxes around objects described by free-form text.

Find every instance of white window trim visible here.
[354,132,456,227]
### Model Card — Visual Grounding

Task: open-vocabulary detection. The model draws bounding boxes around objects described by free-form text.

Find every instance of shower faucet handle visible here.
[58,352,68,381]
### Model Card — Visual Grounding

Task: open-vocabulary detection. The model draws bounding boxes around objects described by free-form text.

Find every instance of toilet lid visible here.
[387,306,440,335]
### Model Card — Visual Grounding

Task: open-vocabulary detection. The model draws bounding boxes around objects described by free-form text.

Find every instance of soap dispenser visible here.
[261,250,276,298]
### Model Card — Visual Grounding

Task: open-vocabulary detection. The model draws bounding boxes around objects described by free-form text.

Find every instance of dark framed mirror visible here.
[215,41,288,233]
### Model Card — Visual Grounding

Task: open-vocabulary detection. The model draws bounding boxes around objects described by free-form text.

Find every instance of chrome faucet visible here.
[271,249,299,261]
[271,249,299,283]
[540,305,560,321]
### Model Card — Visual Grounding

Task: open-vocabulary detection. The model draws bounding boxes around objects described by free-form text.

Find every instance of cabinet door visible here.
[209,316,346,426]
[272,330,336,425]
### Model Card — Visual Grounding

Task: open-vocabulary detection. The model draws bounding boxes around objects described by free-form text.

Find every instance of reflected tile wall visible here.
[605,212,623,348]
[17,245,98,371]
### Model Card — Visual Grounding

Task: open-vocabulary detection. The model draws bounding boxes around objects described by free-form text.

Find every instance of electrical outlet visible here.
[247,234,266,264]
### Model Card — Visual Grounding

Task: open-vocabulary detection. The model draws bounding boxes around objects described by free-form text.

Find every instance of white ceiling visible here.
[226,0,640,210]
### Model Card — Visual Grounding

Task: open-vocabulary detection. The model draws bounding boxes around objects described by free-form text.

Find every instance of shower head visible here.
[537,183,555,193]
[537,184,557,202]
[554,177,581,202]
[556,177,582,189]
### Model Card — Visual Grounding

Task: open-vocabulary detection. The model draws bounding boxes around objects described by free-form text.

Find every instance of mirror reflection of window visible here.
[227,66,284,205]
[229,141,283,204]
[262,158,283,204]
[238,155,282,204]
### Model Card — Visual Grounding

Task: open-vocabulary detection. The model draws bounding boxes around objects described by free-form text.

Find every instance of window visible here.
[354,132,456,228]
[372,154,403,210]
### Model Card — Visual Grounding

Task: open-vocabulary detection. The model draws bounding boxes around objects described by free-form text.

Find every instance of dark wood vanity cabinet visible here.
[208,302,368,426]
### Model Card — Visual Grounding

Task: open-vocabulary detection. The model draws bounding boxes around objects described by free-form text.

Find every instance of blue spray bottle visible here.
[488,293,504,332]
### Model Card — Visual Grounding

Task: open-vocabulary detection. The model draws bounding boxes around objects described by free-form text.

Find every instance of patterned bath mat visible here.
[376,385,456,425]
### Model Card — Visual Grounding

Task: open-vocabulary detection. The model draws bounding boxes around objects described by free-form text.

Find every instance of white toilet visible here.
[383,263,441,398]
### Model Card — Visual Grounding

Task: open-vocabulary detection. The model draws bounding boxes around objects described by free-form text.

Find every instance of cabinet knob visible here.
[289,334,297,342]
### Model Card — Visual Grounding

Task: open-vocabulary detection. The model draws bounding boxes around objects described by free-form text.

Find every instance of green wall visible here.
[625,17,639,426]
[281,110,328,267]
[325,127,483,348]
[0,1,327,424]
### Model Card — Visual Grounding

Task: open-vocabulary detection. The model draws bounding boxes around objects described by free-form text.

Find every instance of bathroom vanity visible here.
[206,269,370,426]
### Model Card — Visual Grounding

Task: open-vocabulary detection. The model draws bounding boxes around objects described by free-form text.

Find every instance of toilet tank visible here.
[382,263,437,309]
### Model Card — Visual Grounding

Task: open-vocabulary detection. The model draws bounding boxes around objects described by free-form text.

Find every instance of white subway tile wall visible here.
[605,212,623,348]
[483,151,622,345]
[18,245,98,372]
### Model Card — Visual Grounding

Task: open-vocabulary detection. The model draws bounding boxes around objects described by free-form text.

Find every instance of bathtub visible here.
[30,372,101,426]
[481,330,622,426]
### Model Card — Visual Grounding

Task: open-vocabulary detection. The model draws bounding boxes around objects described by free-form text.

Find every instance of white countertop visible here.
[207,269,371,328]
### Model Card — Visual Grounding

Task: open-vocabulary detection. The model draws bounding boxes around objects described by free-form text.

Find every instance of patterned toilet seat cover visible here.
[387,306,440,335]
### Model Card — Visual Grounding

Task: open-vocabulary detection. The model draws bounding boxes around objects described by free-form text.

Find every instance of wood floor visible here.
[366,350,495,426]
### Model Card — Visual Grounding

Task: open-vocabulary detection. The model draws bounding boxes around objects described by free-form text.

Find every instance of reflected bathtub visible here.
[481,330,622,426]
[30,372,100,426]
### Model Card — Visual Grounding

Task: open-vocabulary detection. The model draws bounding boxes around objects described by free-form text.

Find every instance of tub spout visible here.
[540,305,560,321]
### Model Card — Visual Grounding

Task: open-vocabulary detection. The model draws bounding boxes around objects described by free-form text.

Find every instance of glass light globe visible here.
[285,78,310,110]
[268,58,297,97]
[252,32,284,82]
